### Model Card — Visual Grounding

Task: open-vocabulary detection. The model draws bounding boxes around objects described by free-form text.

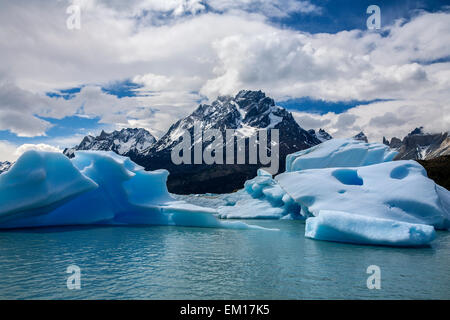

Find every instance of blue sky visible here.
[0,0,449,160]
[276,0,447,33]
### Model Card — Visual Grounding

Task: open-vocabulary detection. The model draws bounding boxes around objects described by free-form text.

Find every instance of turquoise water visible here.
[0,220,449,299]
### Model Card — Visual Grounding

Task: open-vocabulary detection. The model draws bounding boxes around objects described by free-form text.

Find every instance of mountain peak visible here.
[409,127,424,136]
[308,128,333,142]
[64,128,156,158]
[390,128,449,160]
[353,131,368,143]
[0,161,12,174]
[136,90,321,193]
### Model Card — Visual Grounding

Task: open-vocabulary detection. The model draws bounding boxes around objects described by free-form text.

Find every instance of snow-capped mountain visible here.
[384,127,450,160]
[136,90,321,193]
[141,90,319,156]
[352,131,368,143]
[308,128,333,142]
[0,161,12,174]
[64,128,156,158]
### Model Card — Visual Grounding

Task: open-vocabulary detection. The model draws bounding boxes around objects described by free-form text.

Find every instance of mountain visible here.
[0,161,12,174]
[64,128,156,158]
[417,156,450,190]
[134,90,321,193]
[384,127,450,160]
[352,131,368,143]
[308,128,333,142]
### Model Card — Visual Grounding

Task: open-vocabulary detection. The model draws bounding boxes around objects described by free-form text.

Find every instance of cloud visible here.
[207,0,320,17]
[336,114,357,128]
[0,141,63,162]
[0,140,17,162]
[369,112,405,128]
[293,99,449,143]
[0,1,448,143]
[293,114,331,129]
[14,144,62,157]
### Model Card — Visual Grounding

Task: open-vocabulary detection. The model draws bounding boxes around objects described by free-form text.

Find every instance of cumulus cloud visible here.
[293,99,449,143]
[0,140,17,162]
[0,141,63,162]
[15,144,62,157]
[0,1,448,143]
[207,0,320,17]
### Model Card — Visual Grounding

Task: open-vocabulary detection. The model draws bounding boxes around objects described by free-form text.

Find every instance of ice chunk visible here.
[276,160,450,229]
[218,198,286,219]
[0,151,97,224]
[0,151,266,230]
[305,210,436,247]
[218,169,301,219]
[286,139,397,172]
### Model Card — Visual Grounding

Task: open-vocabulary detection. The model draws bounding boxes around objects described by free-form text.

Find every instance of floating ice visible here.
[305,210,436,247]
[0,151,97,224]
[0,151,266,230]
[285,139,397,172]
[276,160,450,229]
[218,169,301,219]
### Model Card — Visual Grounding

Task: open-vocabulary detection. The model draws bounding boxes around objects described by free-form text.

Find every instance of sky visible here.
[0,0,449,161]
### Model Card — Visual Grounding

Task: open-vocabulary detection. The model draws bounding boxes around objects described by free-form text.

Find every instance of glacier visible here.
[0,150,267,230]
[305,210,436,247]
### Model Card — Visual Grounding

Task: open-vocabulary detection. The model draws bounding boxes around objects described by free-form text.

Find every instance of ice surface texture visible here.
[218,138,448,246]
[276,160,450,230]
[285,139,397,172]
[0,151,263,230]
[305,210,436,247]
[218,169,302,219]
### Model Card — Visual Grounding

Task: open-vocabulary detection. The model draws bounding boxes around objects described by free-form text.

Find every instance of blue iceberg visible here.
[305,210,436,247]
[276,160,450,230]
[0,151,266,230]
[217,169,301,219]
[216,138,448,246]
[285,138,397,172]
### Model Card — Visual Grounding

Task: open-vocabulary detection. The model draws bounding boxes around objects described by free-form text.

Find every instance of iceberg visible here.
[305,210,436,247]
[217,169,301,219]
[276,160,450,229]
[0,151,266,230]
[285,139,397,172]
[0,151,97,224]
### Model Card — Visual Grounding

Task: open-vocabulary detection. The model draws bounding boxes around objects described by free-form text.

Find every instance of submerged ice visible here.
[0,151,264,230]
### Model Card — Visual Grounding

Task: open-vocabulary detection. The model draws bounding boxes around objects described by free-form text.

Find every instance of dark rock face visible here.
[134,90,321,194]
[64,128,156,158]
[308,128,333,142]
[0,161,12,174]
[417,156,450,190]
[388,127,449,160]
[389,137,403,149]
[352,132,368,143]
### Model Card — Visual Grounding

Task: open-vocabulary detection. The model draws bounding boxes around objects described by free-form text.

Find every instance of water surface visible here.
[0,220,448,299]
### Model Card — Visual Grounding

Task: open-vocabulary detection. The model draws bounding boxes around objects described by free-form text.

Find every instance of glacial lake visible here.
[0,220,449,299]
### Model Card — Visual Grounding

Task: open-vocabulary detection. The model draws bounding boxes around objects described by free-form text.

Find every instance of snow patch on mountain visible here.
[64,128,156,158]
